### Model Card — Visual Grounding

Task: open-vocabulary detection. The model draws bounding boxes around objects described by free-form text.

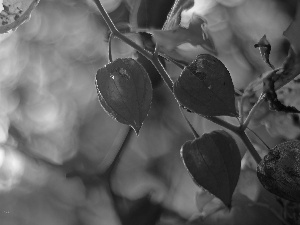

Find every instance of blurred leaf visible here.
[235,169,260,201]
[263,71,300,113]
[195,190,215,214]
[254,35,274,69]
[8,124,62,168]
[95,58,152,134]
[109,1,130,24]
[242,70,274,99]
[243,8,300,100]
[277,76,300,110]
[181,130,241,207]
[148,14,215,55]
[162,0,193,30]
[174,54,238,117]
[108,1,131,33]
[283,201,300,225]
[272,47,300,91]
[157,209,188,225]
[282,45,298,74]
[110,192,163,225]
[188,193,283,225]
[243,48,300,102]
[133,0,216,61]
[283,0,300,54]
[129,0,175,35]
[136,0,175,29]
[0,0,40,34]
[257,140,300,202]
[66,171,103,188]
[262,112,300,139]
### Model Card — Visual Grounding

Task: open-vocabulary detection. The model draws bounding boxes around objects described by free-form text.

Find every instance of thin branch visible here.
[93,0,153,60]
[204,116,240,134]
[160,53,185,70]
[179,107,200,138]
[242,94,266,130]
[108,33,113,63]
[237,129,262,163]
[154,43,159,58]
[234,88,243,96]
[269,63,275,70]
[151,53,174,91]
[100,126,133,178]
[239,95,246,124]
[93,0,118,32]
[246,127,270,150]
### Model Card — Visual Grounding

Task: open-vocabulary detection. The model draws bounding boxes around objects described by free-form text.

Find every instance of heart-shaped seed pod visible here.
[257,140,300,202]
[174,54,238,117]
[95,58,152,134]
[181,130,241,207]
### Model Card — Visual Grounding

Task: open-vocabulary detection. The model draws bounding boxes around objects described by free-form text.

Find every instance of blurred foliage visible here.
[0,0,299,224]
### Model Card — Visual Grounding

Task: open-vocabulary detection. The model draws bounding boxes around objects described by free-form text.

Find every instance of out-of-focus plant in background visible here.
[0,0,299,224]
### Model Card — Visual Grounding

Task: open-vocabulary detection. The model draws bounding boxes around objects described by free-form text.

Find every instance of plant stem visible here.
[93,0,152,60]
[108,33,113,63]
[159,53,185,69]
[246,127,270,150]
[179,107,200,138]
[151,53,174,91]
[93,0,117,32]
[237,129,262,164]
[207,116,240,133]
[101,126,133,178]
[242,94,266,130]
[239,95,245,124]
[94,0,261,163]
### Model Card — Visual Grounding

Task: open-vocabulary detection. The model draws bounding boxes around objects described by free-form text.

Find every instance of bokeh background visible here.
[0,0,299,224]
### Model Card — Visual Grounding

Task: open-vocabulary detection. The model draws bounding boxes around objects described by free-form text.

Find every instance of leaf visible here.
[95,58,152,134]
[195,190,215,214]
[263,72,300,113]
[181,130,241,207]
[129,0,175,35]
[243,47,300,102]
[0,0,40,34]
[262,112,300,139]
[283,0,300,54]
[243,5,300,100]
[136,0,175,29]
[271,47,300,94]
[188,193,283,225]
[247,47,300,114]
[109,1,130,24]
[149,14,216,54]
[108,1,131,33]
[277,76,300,109]
[163,0,194,30]
[132,0,216,62]
[174,54,238,117]
[257,140,300,202]
[254,35,274,69]
[110,192,163,225]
